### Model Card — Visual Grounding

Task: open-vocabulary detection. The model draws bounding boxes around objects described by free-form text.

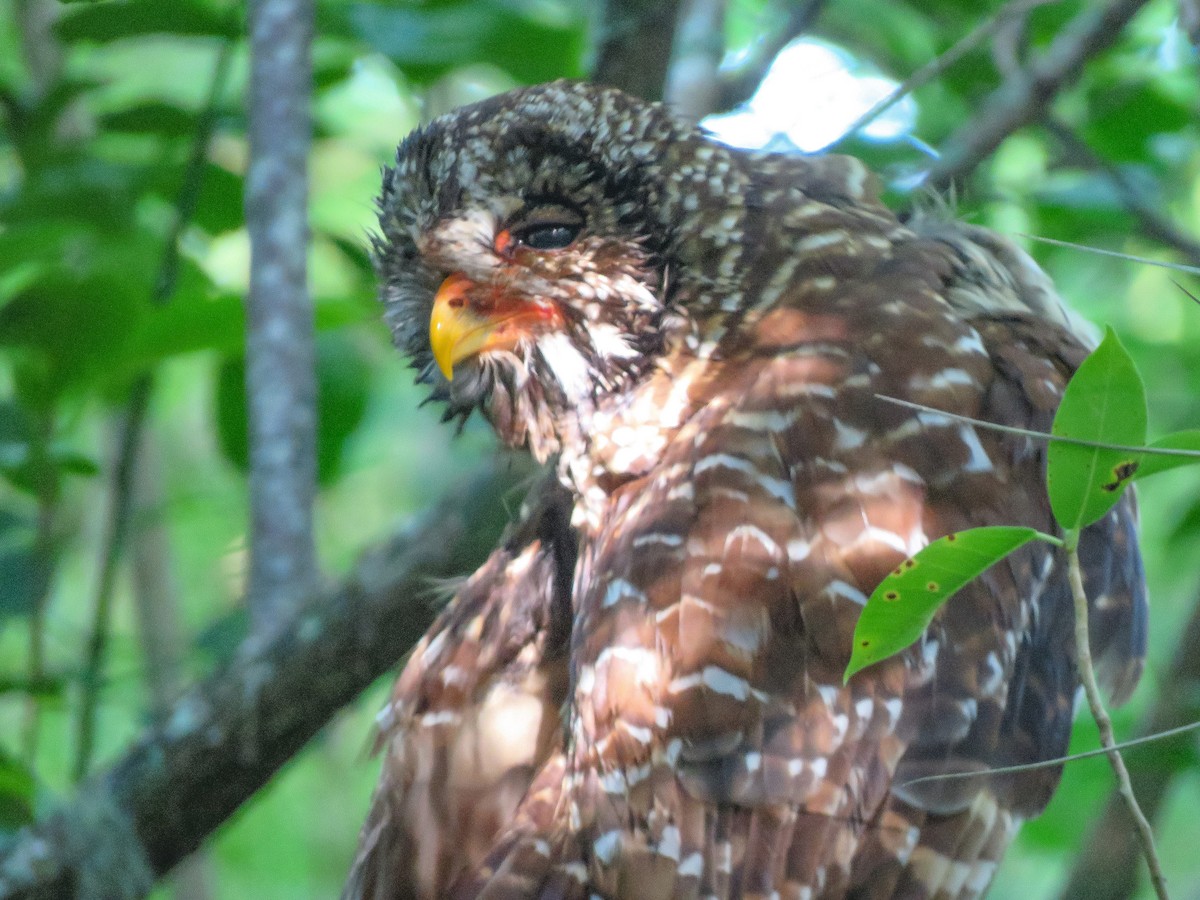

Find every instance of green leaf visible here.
[191,164,246,236]
[0,750,36,832]
[214,331,372,485]
[214,356,249,475]
[313,331,371,487]
[1047,327,1147,532]
[1083,81,1193,163]
[347,0,586,84]
[1132,430,1200,481]
[99,103,199,138]
[0,673,66,698]
[55,0,236,42]
[844,527,1042,682]
[0,399,62,498]
[126,291,246,369]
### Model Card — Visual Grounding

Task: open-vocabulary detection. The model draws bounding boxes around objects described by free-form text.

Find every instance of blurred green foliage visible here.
[0,0,1196,897]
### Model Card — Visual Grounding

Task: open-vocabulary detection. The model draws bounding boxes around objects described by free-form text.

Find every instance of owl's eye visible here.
[516,223,580,250]
[507,203,584,252]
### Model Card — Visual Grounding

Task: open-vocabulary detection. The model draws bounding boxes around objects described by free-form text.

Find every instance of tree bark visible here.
[245,0,319,638]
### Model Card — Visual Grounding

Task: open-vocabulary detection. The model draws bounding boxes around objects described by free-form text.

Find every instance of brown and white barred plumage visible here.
[345,82,1147,899]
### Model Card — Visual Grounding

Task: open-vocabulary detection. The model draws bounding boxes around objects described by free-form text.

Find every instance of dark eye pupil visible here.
[519,224,578,250]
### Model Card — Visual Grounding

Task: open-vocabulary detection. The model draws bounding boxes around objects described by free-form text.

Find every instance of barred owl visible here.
[344,81,1147,900]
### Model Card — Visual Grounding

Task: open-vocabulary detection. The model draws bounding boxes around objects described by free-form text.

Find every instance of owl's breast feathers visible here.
[348,82,1147,900]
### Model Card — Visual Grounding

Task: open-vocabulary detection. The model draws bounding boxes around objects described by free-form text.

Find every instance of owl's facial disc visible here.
[429,272,565,380]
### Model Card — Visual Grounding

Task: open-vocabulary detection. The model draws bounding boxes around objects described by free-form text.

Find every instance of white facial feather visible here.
[537,331,594,403]
[587,322,639,361]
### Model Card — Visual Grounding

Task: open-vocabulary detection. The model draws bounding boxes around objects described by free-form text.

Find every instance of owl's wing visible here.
[451,230,1146,900]
[342,474,575,900]
[846,310,1147,899]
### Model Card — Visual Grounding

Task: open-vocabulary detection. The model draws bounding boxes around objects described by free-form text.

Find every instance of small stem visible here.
[1032,530,1064,548]
[74,378,151,781]
[1065,532,1168,900]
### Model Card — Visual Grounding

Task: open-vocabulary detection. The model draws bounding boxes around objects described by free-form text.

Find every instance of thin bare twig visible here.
[926,0,1153,191]
[73,380,151,782]
[1020,234,1200,276]
[15,0,65,775]
[21,423,59,764]
[1065,537,1168,900]
[874,394,1200,460]
[898,719,1200,790]
[1173,280,1200,306]
[15,0,62,100]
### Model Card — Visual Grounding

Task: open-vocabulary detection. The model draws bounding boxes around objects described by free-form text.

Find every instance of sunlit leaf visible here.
[1047,327,1147,532]
[845,527,1042,682]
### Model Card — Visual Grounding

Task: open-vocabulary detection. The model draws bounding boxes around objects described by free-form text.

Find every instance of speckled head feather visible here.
[374,81,711,459]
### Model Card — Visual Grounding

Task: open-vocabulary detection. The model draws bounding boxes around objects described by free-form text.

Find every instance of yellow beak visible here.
[429,274,496,381]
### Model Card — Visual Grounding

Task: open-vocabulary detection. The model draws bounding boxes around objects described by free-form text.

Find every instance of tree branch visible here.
[245,0,319,637]
[925,0,1153,191]
[663,0,724,121]
[1059,582,1200,900]
[0,460,534,900]
[593,0,682,100]
[1043,118,1200,271]
[833,0,1050,151]
[1064,538,1168,900]
[717,0,824,111]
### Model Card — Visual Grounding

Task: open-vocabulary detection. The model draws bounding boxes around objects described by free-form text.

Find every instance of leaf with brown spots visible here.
[844,527,1045,682]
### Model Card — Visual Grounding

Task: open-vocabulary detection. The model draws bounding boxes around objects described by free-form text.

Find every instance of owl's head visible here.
[375,81,730,461]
